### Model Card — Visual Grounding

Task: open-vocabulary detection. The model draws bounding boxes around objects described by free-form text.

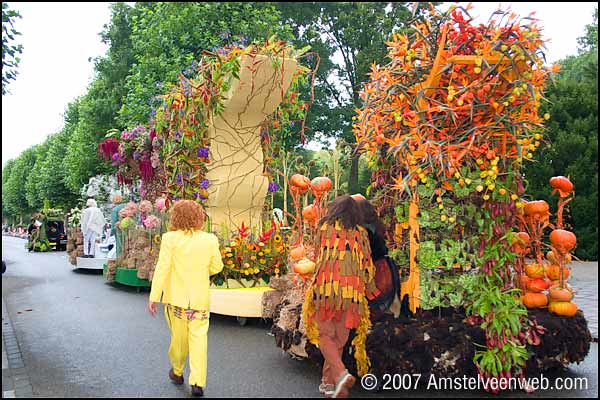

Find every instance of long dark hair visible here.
[318,195,361,230]
[355,198,386,238]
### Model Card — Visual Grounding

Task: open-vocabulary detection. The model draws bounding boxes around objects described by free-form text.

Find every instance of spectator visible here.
[80,199,106,258]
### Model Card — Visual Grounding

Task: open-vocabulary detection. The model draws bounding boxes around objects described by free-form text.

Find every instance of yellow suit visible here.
[149,230,224,388]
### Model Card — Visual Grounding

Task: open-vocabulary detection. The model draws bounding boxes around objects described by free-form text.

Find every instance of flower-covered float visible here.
[269,5,592,393]
[98,37,319,322]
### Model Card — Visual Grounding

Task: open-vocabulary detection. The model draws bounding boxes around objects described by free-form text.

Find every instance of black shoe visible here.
[191,385,204,397]
[169,368,184,385]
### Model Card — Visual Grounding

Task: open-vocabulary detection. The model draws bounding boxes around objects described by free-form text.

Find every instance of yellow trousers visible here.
[164,306,210,387]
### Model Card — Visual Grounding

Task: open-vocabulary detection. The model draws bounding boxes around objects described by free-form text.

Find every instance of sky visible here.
[1,2,598,166]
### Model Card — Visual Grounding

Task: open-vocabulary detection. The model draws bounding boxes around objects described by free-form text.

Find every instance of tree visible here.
[3,147,38,222]
[2,159,16,223]
[64,3,136,192]
[524,10,598,260]
[276,2,430,193]
[2,2,23,95]
[119,2,292,127]
[25,142,50,209]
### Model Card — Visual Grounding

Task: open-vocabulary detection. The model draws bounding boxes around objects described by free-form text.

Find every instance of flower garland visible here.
[98,125,163,190]
[153,36,317,205]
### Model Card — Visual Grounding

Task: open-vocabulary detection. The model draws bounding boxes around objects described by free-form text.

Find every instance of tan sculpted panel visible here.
[206,55,297,231]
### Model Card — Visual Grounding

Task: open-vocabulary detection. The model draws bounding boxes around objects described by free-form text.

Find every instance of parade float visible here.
[270,5,592,392]
[98,37,319,322]
[66,175,123,269]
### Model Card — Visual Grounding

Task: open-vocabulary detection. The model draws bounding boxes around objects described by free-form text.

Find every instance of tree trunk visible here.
[348,152,360,194]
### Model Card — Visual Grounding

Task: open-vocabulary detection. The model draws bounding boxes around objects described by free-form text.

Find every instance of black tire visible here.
[2,261,6,274]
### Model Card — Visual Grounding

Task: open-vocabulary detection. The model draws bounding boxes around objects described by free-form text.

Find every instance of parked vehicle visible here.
[46,218,68,251]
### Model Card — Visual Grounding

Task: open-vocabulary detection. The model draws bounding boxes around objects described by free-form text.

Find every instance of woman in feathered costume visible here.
[302,195,379,398]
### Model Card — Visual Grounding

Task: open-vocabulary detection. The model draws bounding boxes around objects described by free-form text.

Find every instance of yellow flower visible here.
[224,247,231,253]
[258,251,264,256]
[253,268,260,274]
[258,242,265,247]
[154,235,161,245]
[227,260,233,265]
[259,259,266,264]
[227,253,233,258]
[264,248,271,254]
[275,268,280,274]
[250,255,257,261]
[273,234,282,243]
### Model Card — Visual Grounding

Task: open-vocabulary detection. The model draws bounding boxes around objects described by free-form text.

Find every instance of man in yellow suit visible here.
[148,200,224,397]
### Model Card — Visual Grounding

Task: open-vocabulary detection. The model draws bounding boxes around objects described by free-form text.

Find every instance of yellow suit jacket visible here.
[149,230,224,310]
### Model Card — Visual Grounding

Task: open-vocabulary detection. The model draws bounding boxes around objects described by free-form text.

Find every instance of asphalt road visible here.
[2,236,598,398]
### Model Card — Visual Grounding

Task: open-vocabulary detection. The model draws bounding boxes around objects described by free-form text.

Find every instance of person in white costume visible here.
[80,199,106,258]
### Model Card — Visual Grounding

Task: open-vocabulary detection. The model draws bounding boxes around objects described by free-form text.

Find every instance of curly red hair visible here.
[169,200,205,233]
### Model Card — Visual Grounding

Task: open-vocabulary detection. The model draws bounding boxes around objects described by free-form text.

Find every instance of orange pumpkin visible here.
[548,301,578,317]
[546,250,572,265]
[523,200,549,218]
[526,278,551,293]
[519,275,531,288]
[544,264,570,281]
[548,287,574,302]
[524,263,545,279]
[550,229,577,254]
[522,292,548,308]
[290,245,306,261]
[311,177,333,193]
[302,204,318,222]
[290,174,311,191]
[549,176,574,197]
[293,257,316,275]
[512,231,531,254]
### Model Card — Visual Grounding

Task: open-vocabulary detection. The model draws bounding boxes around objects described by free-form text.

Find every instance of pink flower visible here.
[126,202,138,214]
[139,200,153,213]
[119,208,132,218]
[143,215,160,229]
[155,197,167,211]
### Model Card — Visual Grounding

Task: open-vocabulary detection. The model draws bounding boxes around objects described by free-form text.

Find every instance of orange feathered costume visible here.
[302,221,379,376]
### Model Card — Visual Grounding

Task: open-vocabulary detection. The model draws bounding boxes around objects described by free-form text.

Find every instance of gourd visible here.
[548,301,578,317]
[522,292,548,308]
[294,258,316,275]
[549,229,577,254]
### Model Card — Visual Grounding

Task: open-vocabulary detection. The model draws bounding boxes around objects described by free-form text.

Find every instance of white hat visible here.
[86,199,97,208]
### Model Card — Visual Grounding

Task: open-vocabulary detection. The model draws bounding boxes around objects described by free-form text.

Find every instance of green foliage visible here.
[2,2,23,95]
[421,271,478,310]
[120,2,292,126]
[3,147,37,219]
[25,142,49,209]
[64,3,136,192]
[524,12,598,260]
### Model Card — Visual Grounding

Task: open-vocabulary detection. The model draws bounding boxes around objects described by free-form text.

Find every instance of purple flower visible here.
[200,179,210,189]
[175,131,182,139]
[268,182,279,193]
[197,147,209,158]
[111,153,120,161]
[176,174,182,184]
[132,151,141,160]
[194,192,200,199]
